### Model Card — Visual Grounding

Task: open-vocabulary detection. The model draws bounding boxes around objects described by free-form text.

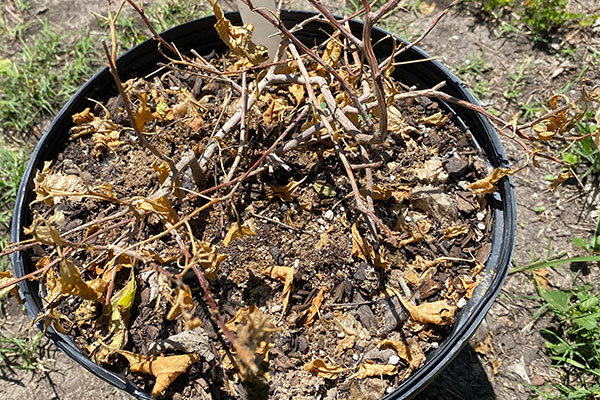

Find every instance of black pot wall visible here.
[12,11,516,400]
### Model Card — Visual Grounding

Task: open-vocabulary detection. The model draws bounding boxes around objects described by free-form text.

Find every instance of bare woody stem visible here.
[101,42,177,171]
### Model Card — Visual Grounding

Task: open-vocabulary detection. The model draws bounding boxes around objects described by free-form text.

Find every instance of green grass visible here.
[0,331,43,371]
[0,20,98,141]
[475,0,600,43]
[534,283,600,399]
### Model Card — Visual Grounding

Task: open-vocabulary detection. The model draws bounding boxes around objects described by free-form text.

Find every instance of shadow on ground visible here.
[416,344,495,400]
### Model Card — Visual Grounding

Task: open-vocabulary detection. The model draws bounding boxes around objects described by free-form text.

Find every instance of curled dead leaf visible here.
[167,285,194,321]
[120,351,199,398]
[33,162,84,205]
[265,177,306,202]
[378,337,425,378]
[72,107,95,125]
[135,196,179,225]
[419,111,448,126]
[223,222,256,247]
[304,358,347,379]
[443,225,469,239]
[0,270,19,299]
[195,240,228,280]
[303,286,328,327]
[212,1,268,65]
[549,171,572,192]
[262,266,294,314]
[57,258,104,302]
[350,361,398,379]
[351,222,391,268]
[359,184,393,201]
[398,297,457,326]
[467,167,516,194]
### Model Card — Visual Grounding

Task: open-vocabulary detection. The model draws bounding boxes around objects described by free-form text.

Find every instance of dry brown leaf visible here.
[359,184,393,201]
[135,196,179,225]
[262,266,294,314]
[316,38,342,74]
[549,171,572,192]
[289,83,305,105]
[398,297,457,326]
[223,222,256,247]
[134,93,155,132]
[57,258,103,301]
[467,167,516,194]
[212,1,267,65]
[265,177,306,202]
[419,111,448,126]
[533,268,550,291]
[120,351,199,397]
[33,162,84,205]
[303,286,328,327]
[351,222,391,268]
[0,270,19,299]
[378,337,425,378]
[335,335,356,356]
[72,107,94,125]
[304,358,347,379]
[443,225,469,239]
[350,361,398,379]
[388,105,406,134]
[419,1,437,16]
[316,231,330,250]
[24,211,65,246]
[167,285,194,321]
[195,240,228,280]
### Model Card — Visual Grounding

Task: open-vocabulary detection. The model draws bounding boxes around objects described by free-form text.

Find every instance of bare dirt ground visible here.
[1,0,599,399]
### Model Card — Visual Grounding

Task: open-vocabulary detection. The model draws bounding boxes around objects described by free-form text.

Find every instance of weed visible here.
[536,283,600,399]
[519,100,544,121]
[503,57,530,100]
[0,20,98,140]
[561,112,600,178]
[0,331,42,371]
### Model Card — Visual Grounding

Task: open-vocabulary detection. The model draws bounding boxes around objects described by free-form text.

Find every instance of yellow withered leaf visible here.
[289,83,305,106]
[34,162,84,205]
[223,222,256,247]
[24,211,65,246]
[265,177,306,202]
[195,240,228,280]
[72,107,94,125]
[419,111,449,126]
[399,297,457,326]
[443,225,469,239]
[359,184,393,201]
[316,38,342,74]
[135,93,155,132]
[549,171,572,192]
[467,167,516,194]
[226,305,259,332]
[262,266,294,314]
[167,285,194,321]
[303,286,328,327]
[120,351,199,398]
[57,258,104,301]
[419,1,437,16]
[378,338,426,377]
[351,222,391,268]
[89,272,136,363]
[304,358,347,379]
[212,1,267,65]
[0,270,19,299]
[135,196,179,225]
[350,361,398,379]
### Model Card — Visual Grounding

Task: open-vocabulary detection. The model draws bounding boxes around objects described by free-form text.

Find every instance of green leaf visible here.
[534,205,546,213]
[313,182,337,197]
[541,289,571,314]
[562,152,580,165]
[572,237,588,249]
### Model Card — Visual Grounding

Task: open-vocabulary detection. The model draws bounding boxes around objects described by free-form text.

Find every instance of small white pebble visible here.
[457,298,467,308]
[294,259,300,269]
[317,217,325,225]
[337,331,345,339]
[430,342,439,349]
[271,304,282,313]
[339,206,345,212]
[458,181,468,190]
[451,35,459,40]
[477,222,486,230]
[404,215,412,222]
[324,210,334,220]
[476,212,485,221]
[324,224,330,231]
[389,175,396,181]
[389,355,400,365]
[386,387,394,394]
[352,354,359,361]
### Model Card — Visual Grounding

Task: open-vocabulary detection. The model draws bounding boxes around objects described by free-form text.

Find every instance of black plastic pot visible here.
[12,11,516,400]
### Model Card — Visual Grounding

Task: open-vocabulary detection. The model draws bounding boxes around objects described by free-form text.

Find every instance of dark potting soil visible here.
[26,48,494,400]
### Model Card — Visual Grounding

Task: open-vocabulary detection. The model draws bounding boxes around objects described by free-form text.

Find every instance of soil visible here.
[1,1,599,400]
[23,15,495,398]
